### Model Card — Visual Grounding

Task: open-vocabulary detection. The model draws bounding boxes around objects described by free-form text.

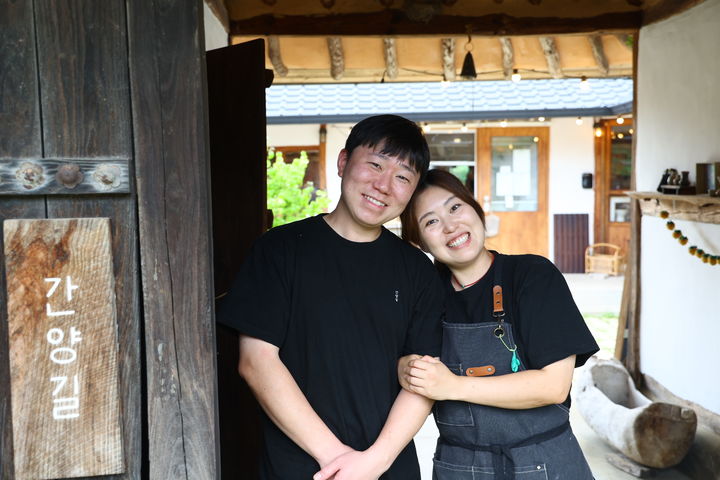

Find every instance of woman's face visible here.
[415,185,486,269]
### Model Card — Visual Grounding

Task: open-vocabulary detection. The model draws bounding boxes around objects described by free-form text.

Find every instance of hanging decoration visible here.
[660,210,718,265]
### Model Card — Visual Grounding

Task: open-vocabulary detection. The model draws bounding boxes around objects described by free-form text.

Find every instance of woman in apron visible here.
[399,169,599,480]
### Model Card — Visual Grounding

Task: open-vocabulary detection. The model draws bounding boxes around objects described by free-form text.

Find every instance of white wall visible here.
[548,117,595,261]
[203,2,228,51]
[636,0,720,413]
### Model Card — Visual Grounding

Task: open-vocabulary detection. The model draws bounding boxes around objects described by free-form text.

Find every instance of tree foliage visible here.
[267,149,331,227]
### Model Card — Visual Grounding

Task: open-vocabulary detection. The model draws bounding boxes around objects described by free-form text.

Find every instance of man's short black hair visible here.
[345,115,430,178]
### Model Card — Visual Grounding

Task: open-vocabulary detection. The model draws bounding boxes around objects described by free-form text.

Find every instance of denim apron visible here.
[432,255,593,480]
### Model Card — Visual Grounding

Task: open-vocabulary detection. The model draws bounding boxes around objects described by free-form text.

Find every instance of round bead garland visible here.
[660,210,718,265]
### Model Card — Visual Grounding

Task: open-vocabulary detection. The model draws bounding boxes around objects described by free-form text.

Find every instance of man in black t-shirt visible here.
[220,115,443,479]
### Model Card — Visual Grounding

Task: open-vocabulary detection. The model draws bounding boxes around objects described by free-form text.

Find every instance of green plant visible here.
[267,149,330,227]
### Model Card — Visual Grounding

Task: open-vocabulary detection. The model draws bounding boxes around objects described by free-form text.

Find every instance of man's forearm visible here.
[238,336,351,466]
[367,389,434,470]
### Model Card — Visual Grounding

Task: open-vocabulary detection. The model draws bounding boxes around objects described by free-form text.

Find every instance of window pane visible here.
[427,133,475,195]
[610,126,632,191]
[490,136,538,212]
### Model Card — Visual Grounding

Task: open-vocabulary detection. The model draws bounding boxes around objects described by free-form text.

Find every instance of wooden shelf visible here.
[626,191,720,225]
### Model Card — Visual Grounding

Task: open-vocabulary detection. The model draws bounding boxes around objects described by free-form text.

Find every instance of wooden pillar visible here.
[127,0,220,477]
[1,0,220,478]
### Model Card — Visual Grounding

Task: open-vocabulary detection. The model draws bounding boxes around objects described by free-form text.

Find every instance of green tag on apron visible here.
[510,350,520,373]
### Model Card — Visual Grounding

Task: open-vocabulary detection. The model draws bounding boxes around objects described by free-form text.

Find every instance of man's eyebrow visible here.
[372,152,416,175]
[417,195,457,223]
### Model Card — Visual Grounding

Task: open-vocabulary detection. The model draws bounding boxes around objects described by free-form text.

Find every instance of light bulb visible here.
[594,128,603,137]
[500,120,508,128]
[579,76,590,91]
[617,133,624,139]
[533,136,539,143]
[576,117,583,126]
[538,116,546,122]
[511,69,521,83]
[616,116,625,125]
[422,123,431,133]
[461,123,468,132]
[453,138,461,143]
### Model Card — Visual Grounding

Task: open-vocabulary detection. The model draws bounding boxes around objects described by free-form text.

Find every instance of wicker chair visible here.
[585,243,624,275]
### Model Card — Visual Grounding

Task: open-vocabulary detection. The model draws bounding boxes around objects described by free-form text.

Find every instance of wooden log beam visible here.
[539,36,562,78]
[589,34,609,76]
[383,37,398,80]
[441,37,455,81]
[267,36,288,77]
[499,36,514,80]
[327,36,344,80]
[230,11,642,36]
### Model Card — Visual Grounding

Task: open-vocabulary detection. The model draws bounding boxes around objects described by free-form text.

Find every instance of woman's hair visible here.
[400,169,485,251]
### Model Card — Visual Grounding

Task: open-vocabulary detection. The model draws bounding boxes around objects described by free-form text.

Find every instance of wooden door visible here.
[594,118,632,259]
[207,39,271,479]
[476,127,549,257]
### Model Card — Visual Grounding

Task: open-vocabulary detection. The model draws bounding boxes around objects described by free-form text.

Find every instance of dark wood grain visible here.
[207,39,269,477]
[0,0,45,476]
[230,10,643,36]
[34,1,141,478]
[553,214,588,273]
[128,0,220,477]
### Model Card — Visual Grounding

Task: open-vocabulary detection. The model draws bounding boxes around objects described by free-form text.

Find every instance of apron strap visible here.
[439,420,570,480]
[491,252,505,319]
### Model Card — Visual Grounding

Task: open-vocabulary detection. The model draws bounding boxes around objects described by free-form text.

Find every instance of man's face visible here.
[337,144,420,230]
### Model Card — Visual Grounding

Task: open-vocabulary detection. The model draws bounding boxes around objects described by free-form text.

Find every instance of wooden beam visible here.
[204,0,229,33]
[383,37,398,80]
[267,36,288,77]
[230,11,642,36]
[539,36,562,78]
[441,37,455,81]
[327,36,344,80]
[589,34,609,76]
[499,36,514,80]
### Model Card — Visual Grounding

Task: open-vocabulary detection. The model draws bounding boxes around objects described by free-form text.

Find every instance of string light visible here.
[461,123,468,132]
[533,136,539,143]
[500,120,508,128]
[511,69,521,83]
[576,117,584,126]
[537,116,546,122]
[616,116,625,125]
[422,123,431,133]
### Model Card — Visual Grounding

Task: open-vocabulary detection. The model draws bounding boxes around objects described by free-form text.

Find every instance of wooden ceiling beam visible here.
[230,11,641,36]
[267,36,288,77]
[383,38,398,80]
[588,34,609,76]
[539,36,562,78]
[327,37,345,80]
[499,37,514,80]
[441,38,455,81]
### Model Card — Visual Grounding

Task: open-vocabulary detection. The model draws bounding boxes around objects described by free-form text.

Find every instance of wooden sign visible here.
[3,218,124,479]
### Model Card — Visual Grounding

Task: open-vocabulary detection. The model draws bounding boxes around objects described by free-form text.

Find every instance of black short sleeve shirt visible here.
[217,215,444,479]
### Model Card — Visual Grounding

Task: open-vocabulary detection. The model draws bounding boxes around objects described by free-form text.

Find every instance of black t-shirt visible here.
[443,253,599,407]
[218,215,444,479]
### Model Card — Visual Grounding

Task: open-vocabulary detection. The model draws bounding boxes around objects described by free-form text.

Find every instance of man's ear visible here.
[337,149,349,177]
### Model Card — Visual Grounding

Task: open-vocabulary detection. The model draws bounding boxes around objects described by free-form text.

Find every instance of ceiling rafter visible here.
[383,38,398,80]
[588,34,609,76]
[267,36,288,77]
[539,36,562,78]
[441,38,456,81]
[327,37,345,80]
[499,37,514,80]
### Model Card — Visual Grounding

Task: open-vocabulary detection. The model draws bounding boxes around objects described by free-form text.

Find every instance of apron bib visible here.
[432,255,593,480]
